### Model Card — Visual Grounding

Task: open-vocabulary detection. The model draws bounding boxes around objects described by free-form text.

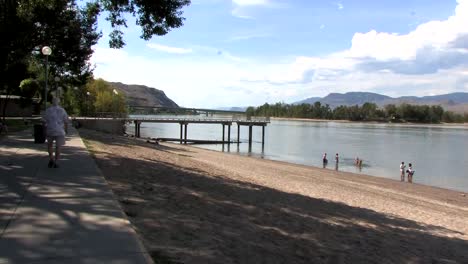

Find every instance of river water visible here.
[129,115,468,192]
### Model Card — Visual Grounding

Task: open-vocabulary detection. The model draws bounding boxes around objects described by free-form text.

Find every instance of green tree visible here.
[85,79,126,116]
[384,104,398,120]
[97,0,191,48]
[1,0,101,118]
[246,106,255,118]
[1,0,191,118]
[361,102,377,120]
[333,105,347,120]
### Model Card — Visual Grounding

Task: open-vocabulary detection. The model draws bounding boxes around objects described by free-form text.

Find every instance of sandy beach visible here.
[79,129,468,264]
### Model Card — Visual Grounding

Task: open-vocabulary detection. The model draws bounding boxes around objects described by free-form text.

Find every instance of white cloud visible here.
[91,0,468,107]
[334,2,344,10]
[231,8,253,19]
[232,0,269,6]
[346,0,468,61]
[228,33,270,41]
[146,43,192,54]
[230,0,278,18]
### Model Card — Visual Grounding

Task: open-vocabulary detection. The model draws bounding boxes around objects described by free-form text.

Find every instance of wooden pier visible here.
[129,117,269,146]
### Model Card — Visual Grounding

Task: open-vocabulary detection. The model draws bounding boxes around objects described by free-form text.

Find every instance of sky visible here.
[90,0,468,108]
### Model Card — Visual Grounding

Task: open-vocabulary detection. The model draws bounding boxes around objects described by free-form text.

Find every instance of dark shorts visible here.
[47,136,65,146]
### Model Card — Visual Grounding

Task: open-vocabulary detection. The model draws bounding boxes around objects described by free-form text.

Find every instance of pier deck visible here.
[128,117,269,146]
[76,116,270,146]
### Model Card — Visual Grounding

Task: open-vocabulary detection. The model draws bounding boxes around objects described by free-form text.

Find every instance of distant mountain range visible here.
[216,106,248,112]
[109,82,179,108]
[294,92,468,112]
[105,82,468,114]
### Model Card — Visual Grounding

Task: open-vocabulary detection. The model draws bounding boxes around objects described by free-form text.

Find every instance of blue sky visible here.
[91,0,468,108]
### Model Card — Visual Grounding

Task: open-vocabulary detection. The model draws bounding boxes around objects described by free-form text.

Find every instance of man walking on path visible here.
[43,97,69,168]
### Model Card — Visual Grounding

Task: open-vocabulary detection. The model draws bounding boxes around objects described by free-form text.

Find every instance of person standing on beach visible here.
[407,163,414,183]
[43,97,69,168]
[400,162,406,182]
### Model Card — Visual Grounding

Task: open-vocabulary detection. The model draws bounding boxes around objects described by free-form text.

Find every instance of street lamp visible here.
[86,91,90,116]
[112,89,118,118]
[41,46,52,110]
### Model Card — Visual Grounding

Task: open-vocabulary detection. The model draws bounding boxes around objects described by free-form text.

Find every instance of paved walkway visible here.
[0,128,153,264]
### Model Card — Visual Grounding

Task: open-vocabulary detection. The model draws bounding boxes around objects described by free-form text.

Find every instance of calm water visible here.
[128,115,468,192]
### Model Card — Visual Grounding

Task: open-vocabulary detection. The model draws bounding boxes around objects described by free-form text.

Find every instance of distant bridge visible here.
[128,105,246,115]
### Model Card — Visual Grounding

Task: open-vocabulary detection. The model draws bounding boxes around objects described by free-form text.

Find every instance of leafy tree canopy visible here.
[1,0,191,118]
[98,0,191,48]
[247,102,467,123]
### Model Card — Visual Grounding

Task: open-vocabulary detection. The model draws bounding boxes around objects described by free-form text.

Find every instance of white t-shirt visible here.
[400,164,406,172]
[44,106,69,137]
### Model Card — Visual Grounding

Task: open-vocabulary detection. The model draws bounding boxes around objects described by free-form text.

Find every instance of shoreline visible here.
[200,144,468,194]
[169,140,468,200]
[198,143,468,194]
[80,129,468,263]
[271,116,468,128]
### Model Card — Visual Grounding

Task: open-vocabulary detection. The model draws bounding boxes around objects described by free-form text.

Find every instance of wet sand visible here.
[79,129,468,264]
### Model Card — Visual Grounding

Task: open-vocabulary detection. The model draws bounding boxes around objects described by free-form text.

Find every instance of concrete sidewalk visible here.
[0,128,153,264]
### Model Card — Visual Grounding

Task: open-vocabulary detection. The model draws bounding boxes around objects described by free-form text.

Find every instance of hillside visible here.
[294,92,468,112]
[109,82,179,108]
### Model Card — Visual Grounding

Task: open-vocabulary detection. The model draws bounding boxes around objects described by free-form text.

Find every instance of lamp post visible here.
[112,89,118,118]
[41,46,52,110]
[86,91,90,116]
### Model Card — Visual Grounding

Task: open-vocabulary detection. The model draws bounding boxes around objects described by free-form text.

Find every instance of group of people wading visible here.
[400,162,415,183]
[322,153,361,171]
[321,153,416,184]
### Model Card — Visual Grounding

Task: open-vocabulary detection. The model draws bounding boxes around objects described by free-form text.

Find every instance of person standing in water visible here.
[322,153,328,168]
[334,153,339,171]
[407,163,414,183]
[400,162,406,182]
